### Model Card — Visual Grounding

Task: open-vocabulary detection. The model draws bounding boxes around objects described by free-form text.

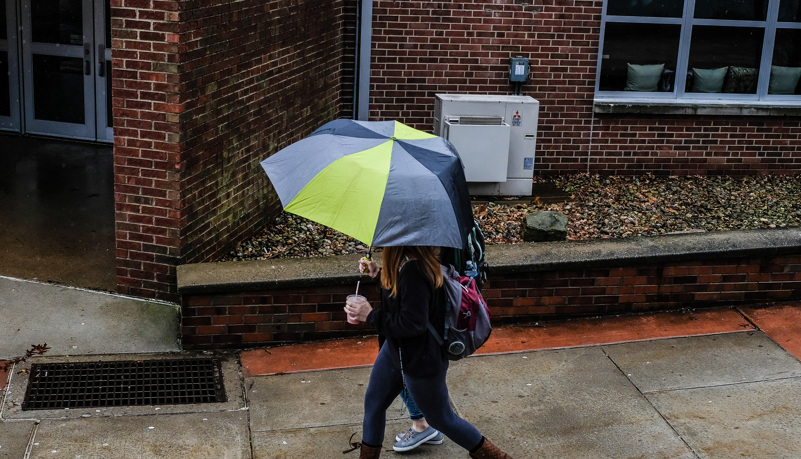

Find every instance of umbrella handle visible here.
[361,248,372,274]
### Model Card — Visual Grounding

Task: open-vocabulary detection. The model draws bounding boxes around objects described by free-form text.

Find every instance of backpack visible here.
[427,264,492,361]
[441,218,489,291]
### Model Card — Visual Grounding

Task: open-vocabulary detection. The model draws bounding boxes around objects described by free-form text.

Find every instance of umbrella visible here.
[260,119,473,249]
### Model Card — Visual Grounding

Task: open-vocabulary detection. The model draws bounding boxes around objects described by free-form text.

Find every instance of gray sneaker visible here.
[393,426,442,452]
[395,428,444,444]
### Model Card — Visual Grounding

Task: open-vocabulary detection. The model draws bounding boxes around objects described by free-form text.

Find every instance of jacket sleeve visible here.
[366,263,431,339]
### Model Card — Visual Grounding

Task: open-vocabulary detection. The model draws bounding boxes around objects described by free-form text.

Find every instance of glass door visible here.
[1,0,21,131]
[94,0,112,142]
[17,0,111,142]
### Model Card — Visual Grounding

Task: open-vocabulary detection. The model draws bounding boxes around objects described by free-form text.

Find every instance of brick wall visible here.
[588,116,801,175]
[111,0,352,301]
[367,0,801,175]
[110,0,800,301]
[180,253,801,349]
[485,255,801,318]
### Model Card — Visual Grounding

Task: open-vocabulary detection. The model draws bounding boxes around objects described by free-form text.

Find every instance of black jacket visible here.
[366,260,446,377]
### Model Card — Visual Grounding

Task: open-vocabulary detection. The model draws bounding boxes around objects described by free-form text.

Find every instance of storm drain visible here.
[23,358,226,410]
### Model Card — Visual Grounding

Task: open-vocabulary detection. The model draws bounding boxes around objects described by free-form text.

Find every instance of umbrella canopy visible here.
[260,119,473,249]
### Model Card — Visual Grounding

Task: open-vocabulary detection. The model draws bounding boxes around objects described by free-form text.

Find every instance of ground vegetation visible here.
[221,174,801,261]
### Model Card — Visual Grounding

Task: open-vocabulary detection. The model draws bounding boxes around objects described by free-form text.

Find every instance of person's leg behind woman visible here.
[394,388,444,451]
[404,369,482,450]
[400,387,424,422]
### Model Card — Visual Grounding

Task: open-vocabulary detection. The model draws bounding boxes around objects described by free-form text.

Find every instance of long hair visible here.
[380,246,443,297]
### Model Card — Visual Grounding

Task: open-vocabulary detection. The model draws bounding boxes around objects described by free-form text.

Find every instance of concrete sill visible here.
[594,99,801,116]
[177,228,801,295]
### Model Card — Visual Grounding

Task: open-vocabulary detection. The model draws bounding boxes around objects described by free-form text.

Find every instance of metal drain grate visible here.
[23,358,226,410]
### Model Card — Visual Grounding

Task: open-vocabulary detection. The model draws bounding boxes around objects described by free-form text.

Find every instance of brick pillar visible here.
[111,0,183,301]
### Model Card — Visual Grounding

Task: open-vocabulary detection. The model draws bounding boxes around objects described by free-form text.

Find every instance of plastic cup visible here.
[346,294,367,324]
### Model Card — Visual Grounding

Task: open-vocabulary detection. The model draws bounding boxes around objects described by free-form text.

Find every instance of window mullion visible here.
[674,0,696,96]
[758,0,782,98]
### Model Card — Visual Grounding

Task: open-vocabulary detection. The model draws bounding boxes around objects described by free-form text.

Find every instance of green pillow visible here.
[692,67,728,93]
[625,63,665,92]
[722,66,758,94]
[769,65,801,95]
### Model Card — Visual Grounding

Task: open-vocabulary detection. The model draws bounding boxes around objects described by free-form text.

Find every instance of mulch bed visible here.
[221,174,801,262]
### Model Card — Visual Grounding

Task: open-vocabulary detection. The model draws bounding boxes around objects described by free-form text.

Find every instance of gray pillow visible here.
[692,67,728,93]
[625,63,665,92]
[769,65,801,95]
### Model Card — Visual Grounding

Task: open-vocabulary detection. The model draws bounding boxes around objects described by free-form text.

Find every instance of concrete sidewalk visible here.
[2,280,801,458]
[0,276,180,359]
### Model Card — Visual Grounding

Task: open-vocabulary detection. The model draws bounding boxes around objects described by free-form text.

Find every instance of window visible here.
[596,0,801,103]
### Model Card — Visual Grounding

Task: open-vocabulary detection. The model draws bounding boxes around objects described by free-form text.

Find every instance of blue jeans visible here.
[400,387,424,421]
[361,343,482,450]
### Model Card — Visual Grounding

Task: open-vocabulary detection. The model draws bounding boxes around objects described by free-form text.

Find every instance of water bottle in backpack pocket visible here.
[427,264,492,360]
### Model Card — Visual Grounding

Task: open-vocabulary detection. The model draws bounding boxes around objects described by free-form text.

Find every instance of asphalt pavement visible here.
[2,277,801,458]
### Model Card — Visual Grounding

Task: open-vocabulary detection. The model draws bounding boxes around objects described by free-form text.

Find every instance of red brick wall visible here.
[180,253,801,349]
[589,116,801,175]
[367,0,801,175]
[111,1,352,301]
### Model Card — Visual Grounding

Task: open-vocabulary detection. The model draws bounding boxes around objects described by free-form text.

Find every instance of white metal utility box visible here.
[434,94,539,196]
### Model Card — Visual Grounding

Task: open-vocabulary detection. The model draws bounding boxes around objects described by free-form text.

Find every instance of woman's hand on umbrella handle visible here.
[345,296,372,322]
[359,258,380,278]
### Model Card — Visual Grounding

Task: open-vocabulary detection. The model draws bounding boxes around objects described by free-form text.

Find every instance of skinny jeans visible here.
[400,388,424,421]
[362,343,482,450]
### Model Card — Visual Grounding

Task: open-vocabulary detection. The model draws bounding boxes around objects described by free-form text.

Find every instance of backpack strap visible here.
[471,225,484,264]
[467,228,476,264]
[427,321,444,345]
[426,264,455,346]
[398,254,414,273]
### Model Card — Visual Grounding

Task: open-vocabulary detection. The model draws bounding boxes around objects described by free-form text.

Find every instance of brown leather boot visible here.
[358,443,381,459]
[468,437,513,459]
[343,433,381,458]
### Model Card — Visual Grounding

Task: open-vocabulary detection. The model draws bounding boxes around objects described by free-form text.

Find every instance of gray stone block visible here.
[523,211,568,242]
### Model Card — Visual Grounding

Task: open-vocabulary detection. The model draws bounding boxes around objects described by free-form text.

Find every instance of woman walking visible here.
[344,245,513,459]
[356,251,444,453]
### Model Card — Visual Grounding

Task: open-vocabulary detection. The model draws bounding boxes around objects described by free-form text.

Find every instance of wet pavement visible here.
[2,286,801,458]
[0,276,179,359]
[0,134,116,292]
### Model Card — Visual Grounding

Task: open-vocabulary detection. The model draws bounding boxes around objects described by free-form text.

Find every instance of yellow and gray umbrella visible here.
[260,119,473,249]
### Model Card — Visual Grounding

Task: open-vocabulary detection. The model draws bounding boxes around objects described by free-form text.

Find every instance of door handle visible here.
[98,44,106,77]
[84,43,91,75]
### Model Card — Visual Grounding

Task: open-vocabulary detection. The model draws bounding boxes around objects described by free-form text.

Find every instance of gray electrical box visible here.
[434,94,539,197]
[509,57,529,82]
[444,116,511,183]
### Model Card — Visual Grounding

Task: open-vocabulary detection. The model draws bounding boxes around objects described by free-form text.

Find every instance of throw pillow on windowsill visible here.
[624,63,665,92]
[691,67,728,93]
[722,66,758,94]
[769,65,801,95]
[658,69,675,92]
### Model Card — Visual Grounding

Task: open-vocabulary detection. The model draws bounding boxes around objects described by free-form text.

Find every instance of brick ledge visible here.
[177,228,801,294]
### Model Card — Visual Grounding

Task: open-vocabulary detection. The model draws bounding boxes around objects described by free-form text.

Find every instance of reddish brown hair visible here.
[380,246,443,297]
